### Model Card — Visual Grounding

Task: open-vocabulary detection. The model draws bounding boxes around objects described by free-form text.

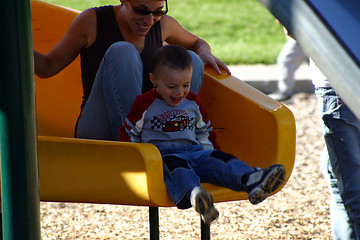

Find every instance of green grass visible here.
[44,0,286,64]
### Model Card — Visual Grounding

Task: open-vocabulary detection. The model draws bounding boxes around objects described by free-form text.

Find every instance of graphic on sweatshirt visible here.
[151,112,195,132]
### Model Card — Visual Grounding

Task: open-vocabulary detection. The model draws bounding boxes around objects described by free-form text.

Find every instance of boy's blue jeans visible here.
[76,42,204,140]
[158,144,254,209]
[316,87,360,239]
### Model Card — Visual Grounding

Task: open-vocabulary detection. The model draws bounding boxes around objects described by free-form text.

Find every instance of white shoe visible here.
[268,90,293,101]
[190,187,219,225]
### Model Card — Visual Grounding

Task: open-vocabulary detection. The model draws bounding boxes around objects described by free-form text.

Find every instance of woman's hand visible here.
[193,39,231,75]
[199,50,231,75]
[161,16,231,75]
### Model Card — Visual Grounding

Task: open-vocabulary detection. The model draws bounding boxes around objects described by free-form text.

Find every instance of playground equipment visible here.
[32,0,295,238]
[258,0,360,119]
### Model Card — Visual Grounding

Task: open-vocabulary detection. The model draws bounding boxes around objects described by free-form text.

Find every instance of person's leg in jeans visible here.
[193,149,286,204]
[159,145,202,209]
[160,145,255,206]
[321,148,355,240]
[160,145,218,224]
[76,42,143,140]
[193,149,254,191]
[188,50,204,94]
[316,87,360,239]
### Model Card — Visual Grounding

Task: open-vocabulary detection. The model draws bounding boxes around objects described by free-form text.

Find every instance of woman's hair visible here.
[151,45,193,73]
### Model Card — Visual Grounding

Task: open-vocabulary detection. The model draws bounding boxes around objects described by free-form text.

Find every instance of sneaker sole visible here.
[195,191,219,225]
[248,165,286,204]
[202,207,219,225]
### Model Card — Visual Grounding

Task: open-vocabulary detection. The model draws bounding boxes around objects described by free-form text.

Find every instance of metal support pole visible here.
[149,207,160,240]
[201,218,211,240]
[0,0,41,239]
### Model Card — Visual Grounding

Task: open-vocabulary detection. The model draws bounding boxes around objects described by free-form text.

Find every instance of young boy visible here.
[119,45,286,225]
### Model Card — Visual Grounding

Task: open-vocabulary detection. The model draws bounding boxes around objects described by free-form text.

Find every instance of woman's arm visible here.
[161,15,231,75]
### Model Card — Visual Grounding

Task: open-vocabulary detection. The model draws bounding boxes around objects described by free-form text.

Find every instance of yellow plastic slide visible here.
[32,0,296,206]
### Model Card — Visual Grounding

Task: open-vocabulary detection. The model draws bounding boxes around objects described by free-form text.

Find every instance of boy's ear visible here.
[149,73,156,86]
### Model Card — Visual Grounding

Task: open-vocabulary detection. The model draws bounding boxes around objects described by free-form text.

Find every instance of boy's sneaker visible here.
[190,187,219,225]
[244,164,286,205]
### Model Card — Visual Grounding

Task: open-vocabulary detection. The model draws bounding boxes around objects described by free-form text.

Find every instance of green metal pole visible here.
[0,0,41,239]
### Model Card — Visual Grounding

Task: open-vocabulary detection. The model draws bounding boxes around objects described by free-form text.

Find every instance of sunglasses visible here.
[128,0,168,17]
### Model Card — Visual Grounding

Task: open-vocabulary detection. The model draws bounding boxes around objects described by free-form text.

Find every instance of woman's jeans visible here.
[316,87,360,239]
[158,144,254,209]
[76,42,204,140]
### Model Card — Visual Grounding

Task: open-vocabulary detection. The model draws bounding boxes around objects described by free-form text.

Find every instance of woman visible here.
[34,0,230,140]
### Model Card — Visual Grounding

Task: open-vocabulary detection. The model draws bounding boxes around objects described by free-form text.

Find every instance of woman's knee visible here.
[105,42,139,60]
[101,41,143,83]
[188,50,204,93]
[188,50,203,69]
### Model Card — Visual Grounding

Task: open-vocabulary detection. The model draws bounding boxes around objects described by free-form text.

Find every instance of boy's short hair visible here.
[151,45,193,73]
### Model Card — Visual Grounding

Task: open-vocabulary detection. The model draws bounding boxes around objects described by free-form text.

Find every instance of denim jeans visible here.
[316,87,360,239]
[158,144,254,209]
[76,42,204,140]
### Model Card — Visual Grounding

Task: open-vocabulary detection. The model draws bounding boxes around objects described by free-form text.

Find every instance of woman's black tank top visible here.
[80,5,163,109]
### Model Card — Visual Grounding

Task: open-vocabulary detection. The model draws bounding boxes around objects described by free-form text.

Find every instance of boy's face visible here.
[150,65,192,106]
